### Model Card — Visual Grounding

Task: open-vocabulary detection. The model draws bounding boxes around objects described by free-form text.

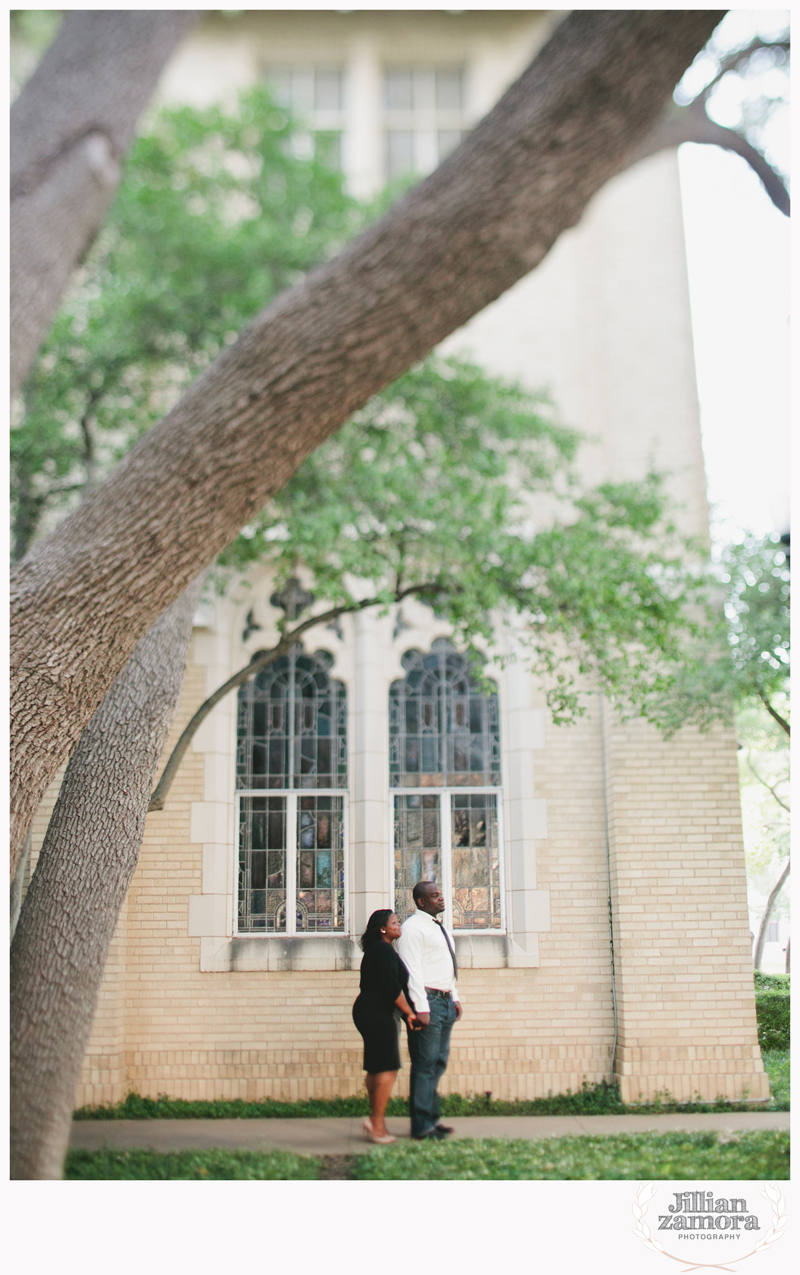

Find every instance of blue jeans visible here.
[407,992,458,1137]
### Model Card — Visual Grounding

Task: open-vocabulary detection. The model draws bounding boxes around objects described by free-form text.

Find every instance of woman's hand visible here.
[406,1012,422,1031]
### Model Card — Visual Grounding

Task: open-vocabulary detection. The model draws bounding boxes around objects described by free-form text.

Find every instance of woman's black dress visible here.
[352,942,411,1073]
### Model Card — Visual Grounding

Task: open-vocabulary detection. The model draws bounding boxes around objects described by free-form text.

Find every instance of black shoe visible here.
[435,1124,454,1135]
[412,1127,450,1141]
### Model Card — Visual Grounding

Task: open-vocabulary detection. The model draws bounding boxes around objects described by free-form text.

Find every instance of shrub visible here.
[756,990,791,1050]
[754,972,790,993]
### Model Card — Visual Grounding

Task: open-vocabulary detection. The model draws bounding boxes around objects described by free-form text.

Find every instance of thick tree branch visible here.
[10,10,200,396]
[9,10,725,876]
[758,689,791,738]
[753,857,790,971]
[629,98,790,216]
[148,583,435,810]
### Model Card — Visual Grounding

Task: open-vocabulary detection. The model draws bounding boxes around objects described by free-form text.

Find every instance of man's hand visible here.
[455,1003,463,1021]
[415,1012,431,1028]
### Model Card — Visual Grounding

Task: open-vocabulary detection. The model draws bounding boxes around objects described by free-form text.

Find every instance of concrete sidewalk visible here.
[70,1111,790,1157]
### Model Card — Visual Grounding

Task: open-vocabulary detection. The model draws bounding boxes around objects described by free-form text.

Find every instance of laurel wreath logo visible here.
[631,1181,787,1270]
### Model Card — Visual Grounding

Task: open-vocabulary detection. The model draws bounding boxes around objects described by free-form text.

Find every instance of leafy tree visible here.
[150,356,705,808]
[12,83,361,559]
[642,533,790,737]
[9,11,724,872]
[640,532,790,972]
[737,701,789,972]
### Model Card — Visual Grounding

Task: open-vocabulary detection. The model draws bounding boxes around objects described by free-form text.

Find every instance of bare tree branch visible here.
[753,857,791,971]
[745,752,790,813]
[629,98,790,216]
[698,36,790,101]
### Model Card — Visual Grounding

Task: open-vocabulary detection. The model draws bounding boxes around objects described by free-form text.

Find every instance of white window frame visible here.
[234,787,349,939]
[382,64,470,181]
[262,63,346,168]
[389,784,506,935]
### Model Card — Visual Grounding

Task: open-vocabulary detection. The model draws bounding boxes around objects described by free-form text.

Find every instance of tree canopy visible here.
[12,83,361,560]
[641,533,790,738]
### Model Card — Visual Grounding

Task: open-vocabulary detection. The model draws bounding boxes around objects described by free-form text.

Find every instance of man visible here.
[397,881,462,1141]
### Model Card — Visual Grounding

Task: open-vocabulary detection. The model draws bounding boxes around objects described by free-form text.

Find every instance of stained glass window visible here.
[393,794,441,922]
[451,793,500,930]
[389,639,500,788]
[390,640,502,930]
[297,795,345,933]
[237,647,347,936]
[238,796,287,932]
[236,649,347,790]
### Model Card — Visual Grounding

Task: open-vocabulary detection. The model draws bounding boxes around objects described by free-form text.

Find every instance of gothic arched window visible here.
[390,639,502,931]
[236,648,347,935]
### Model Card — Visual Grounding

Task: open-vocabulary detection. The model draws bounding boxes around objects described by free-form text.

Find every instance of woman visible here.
[352,908,419,1143]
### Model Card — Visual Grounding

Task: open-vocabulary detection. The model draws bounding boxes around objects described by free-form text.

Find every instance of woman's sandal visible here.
[369,1131,396,1144]
[362,1117,373,1140]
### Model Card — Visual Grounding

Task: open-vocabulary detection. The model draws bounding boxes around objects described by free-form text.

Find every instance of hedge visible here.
[754,972,790,993]
[755,990,790,1051]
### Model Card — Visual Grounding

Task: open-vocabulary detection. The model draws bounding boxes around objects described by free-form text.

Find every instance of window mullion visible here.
[286,795,298,936]
[441,792,453,932]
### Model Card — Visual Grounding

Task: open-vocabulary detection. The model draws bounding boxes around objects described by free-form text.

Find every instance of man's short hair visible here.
[412,881,436,905]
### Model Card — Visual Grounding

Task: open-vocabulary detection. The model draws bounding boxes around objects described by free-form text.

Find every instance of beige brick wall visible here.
[70,648,766,1108]
[603,710,768,1103]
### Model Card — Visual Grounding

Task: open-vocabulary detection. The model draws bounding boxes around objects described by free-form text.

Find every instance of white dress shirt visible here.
[397,909,460,1016]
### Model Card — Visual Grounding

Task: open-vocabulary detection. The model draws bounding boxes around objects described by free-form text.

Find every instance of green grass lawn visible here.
[763,1051,789,1109]
[64,1129,788,1180]
[64,1147,318,1180]
[353,1131,790,1181]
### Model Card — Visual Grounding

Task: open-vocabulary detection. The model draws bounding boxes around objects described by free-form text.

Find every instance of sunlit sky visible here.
[674,7,790,548]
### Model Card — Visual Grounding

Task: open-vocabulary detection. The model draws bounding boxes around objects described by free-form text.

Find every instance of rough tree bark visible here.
[10,9,200,396]
[10,832,32,942]
[9,10,725,876]
[9,576,204,1180]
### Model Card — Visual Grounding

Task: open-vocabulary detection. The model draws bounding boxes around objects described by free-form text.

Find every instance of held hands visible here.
[413,1012,431,1029]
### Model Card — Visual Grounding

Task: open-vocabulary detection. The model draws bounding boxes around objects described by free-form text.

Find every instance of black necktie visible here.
[435,918,458,979]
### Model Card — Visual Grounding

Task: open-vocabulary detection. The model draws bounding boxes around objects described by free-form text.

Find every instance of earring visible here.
[381,929,386,933]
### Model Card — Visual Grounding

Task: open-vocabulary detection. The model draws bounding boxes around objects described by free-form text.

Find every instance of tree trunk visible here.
[753,858,791,971]
[10,831,32,942]
[9,576,204,1180]
[9,10,724,876]
[10,9,200,396]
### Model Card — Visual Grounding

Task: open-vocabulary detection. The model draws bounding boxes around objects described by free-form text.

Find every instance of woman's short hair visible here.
[360,908,394,952]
